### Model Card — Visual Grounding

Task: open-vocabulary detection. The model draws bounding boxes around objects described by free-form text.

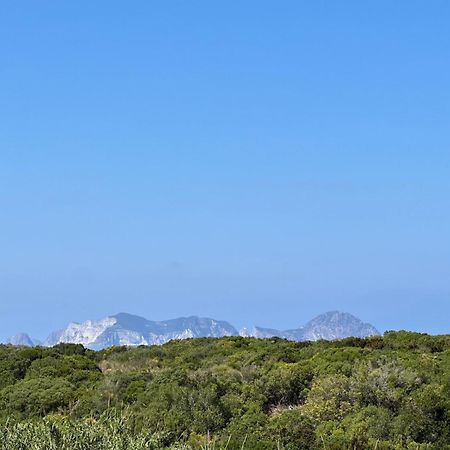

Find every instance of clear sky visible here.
[1,1,449,341]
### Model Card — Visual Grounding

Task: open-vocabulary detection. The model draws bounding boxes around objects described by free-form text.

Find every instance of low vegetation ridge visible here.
[0,331,449,449]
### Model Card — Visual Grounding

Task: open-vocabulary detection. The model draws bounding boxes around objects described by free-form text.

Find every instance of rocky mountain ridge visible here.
[42,313,239,350]
[7,311,379,349]
[244,311,379,341]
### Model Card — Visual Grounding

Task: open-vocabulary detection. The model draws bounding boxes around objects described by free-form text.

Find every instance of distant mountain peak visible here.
[249,311,379,341]
[8,333,36,347]
[301,311,379,340]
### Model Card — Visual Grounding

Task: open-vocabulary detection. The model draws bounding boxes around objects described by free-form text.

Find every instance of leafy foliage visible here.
[0,332,449,449]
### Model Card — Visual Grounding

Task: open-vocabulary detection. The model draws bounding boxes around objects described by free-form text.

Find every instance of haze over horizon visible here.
[1,1,449,342]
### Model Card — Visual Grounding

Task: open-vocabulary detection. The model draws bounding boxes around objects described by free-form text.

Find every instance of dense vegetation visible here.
[0,331,449,449]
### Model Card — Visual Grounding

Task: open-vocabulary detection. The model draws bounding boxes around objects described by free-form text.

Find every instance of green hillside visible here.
[0,332,449,449]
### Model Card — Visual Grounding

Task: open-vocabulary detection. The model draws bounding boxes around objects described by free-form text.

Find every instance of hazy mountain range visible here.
[6,311,379,349]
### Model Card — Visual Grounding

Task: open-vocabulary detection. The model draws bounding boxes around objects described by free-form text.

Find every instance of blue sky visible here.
[1,1,449,341]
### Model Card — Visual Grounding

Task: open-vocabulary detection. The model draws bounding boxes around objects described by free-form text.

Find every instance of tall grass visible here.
[0,415,178,450]
[0,417,435,450]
